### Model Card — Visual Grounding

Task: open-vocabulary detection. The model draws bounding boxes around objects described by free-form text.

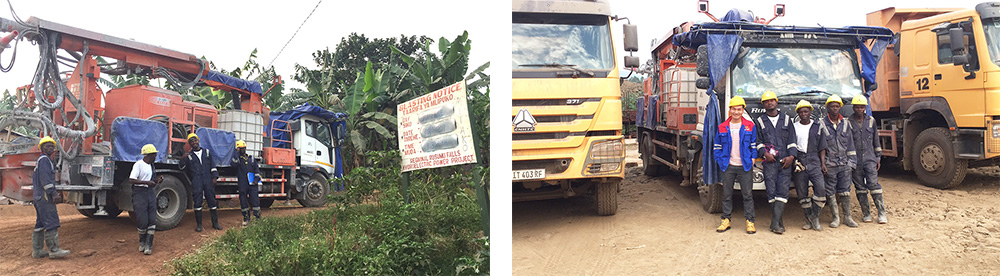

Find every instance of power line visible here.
[268,0,322,67]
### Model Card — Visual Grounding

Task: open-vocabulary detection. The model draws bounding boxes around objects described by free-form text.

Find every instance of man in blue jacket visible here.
[823,95,859,228]
[31,136,70,259]
[231,140,263,226]
[849,97,887,224]
[755,91,797,234]
[713,96,758,234]
[179,133,222,231]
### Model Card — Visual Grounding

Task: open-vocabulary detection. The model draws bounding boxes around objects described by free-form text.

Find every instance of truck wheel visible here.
[297,174,330,207]
[912,127,968,189]
[641,135,664,176]
[154,175,186,230]
[259,198,275,209]
[596,180,619,216]
[694,153,723,213]
[77,197,123,218]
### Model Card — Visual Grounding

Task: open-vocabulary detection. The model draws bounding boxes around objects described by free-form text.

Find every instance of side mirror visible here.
[774,4,785,17]
[624,56,640,68]
[949,27,965,53]
[623,24,638,52]
[698,0,709,13]
[289,120,301,132]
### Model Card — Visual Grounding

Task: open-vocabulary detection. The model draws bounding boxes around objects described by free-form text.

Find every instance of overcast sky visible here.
[0,0,500,94]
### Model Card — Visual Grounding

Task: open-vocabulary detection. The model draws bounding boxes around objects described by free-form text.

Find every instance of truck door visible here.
[302,118,336,176]
[928,19,986,126]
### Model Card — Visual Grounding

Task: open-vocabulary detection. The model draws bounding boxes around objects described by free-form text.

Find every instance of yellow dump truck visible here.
[511,0,639,215]
[868,3,1000,188]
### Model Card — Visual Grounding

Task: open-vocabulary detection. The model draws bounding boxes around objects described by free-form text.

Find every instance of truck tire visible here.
[696,45,710,77]
[259,198,275,209]
[912,127,968,189]
[641,134,664,176]
[694,153,723,213]
[143,175,186,230]
[596,180,619,216]
[297,174,330,207]
[77,197,123,218]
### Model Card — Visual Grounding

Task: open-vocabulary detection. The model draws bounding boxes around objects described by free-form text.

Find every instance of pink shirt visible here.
[730,122,742,166]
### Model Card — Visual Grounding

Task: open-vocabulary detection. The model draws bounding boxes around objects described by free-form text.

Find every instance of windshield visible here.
[512,13,614,70]
[982,18,1000,66]
[730,47,864,100]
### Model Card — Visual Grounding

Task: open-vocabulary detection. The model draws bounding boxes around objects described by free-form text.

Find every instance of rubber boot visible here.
[44,229,70,258]
[770,202,785,234]
[210,209,223,230]
[801,201,812,230]
[143,233,154,255]
[809,202,823,231]
[241,210,250,227]
[32,230,48,258]
[872,193,888,224]
[138,234,147,252]
[857,192,873,223]
[194,210,203,232]
[839,195,859,227]
[828,196,840,228]
[253,208,261,219]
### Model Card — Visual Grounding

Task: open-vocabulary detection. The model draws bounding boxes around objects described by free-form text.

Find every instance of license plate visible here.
[513,169,545,181]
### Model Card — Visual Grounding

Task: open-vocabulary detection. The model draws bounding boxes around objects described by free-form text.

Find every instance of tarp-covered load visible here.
[202,71,263,95]
[111,117,169,162]
[267,104,349,187]
[194,127,236,167]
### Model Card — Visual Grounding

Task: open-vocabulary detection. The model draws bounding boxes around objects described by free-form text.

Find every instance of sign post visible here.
[396,80,488,236]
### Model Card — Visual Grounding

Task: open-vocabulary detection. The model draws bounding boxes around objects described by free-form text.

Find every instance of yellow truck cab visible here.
[511,0,639,215]
[868,3,1000,188]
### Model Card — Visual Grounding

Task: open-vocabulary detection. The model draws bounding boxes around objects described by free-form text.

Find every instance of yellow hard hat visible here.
[761,90,778,103]
[38,136,56,147]
[235,140,247,148]
[826,95,844,106]
[187,133,199,140]
[851,96,869,106]
[729,96,746,107]
[795,100,813,112]
[141,144,158,155]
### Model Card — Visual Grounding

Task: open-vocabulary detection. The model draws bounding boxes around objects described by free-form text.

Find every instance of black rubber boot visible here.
[809,202,823,231]
[769,202,785,234]
[800,201,812,230]
[32,230,48,258]
[144,233,154,255]
[241,210,250,227]
[828,196,840,228]
[839,194,859,228]
[857,192,873,223]
[210,209,223,230]
[253,208,261,219]
[194,210,203,232]
[873,193,888,224]
[44,229,70,258]
[138,234,147,252]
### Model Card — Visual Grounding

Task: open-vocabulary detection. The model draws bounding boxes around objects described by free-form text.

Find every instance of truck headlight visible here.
[590,139,624,159]
[993,122,1000,138]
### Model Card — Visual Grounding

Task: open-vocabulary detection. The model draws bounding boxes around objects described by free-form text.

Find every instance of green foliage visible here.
[169,150,488,276]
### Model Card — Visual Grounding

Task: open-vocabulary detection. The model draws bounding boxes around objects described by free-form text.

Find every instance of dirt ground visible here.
[513,140,1000,275]
[0,199,321,276]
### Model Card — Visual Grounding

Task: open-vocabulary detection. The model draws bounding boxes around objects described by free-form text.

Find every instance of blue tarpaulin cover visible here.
[111,117,169,162]
[668,12,892,186]
[635,97,645,127]
[194,127,235,167]
[267,104,349,187]
[202,71,263,95]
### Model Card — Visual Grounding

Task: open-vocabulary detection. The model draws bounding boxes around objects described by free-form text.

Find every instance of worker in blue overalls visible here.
[791,100,828,231]
[231,140,262,226]
[822,95,859,228]
[31,136,70,259]
[754,91,797,235]
[713,96,759,234]
[849,96,887,224]
[130,144,162,255]
[179,133,221,232]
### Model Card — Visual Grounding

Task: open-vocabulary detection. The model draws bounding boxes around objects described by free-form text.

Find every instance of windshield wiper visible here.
[519,63,595,77]
[782,90,833,97]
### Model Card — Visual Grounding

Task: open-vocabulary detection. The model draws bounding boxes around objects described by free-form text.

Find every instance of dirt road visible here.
[513,142,1000,275]
[0,200,320,275]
